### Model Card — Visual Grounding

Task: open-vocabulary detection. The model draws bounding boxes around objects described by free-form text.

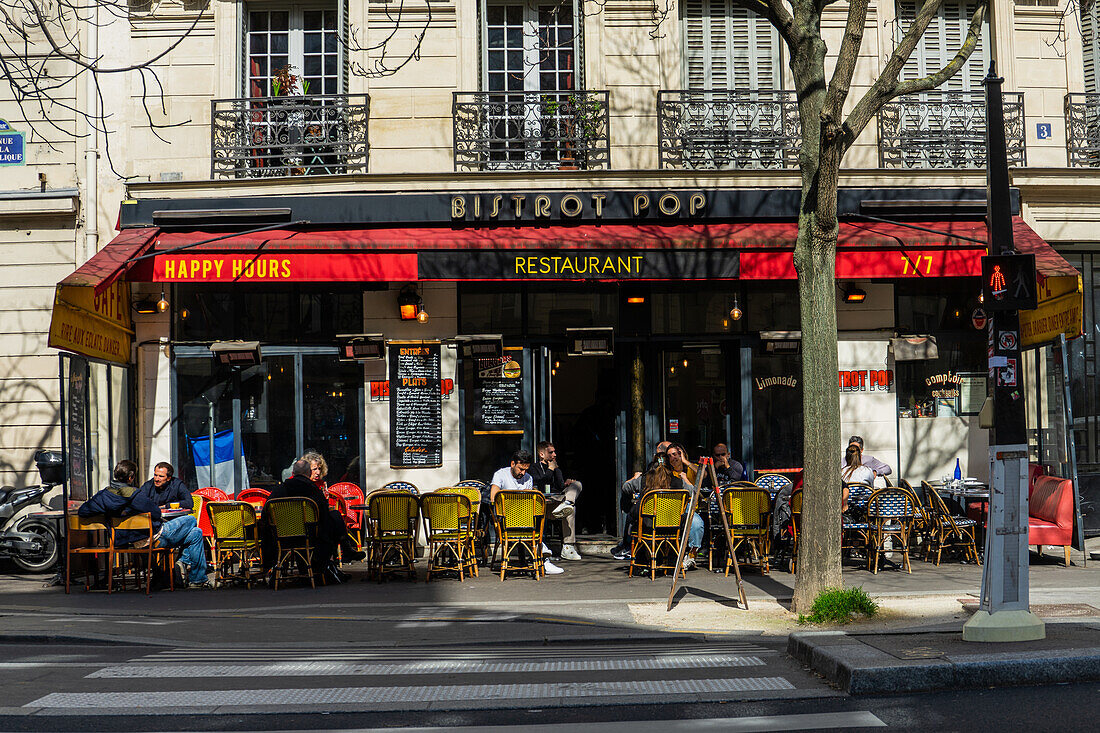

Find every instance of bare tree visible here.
[726,0,988,612]
[0,0,212,176]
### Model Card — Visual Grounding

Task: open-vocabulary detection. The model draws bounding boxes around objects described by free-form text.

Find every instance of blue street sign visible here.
[0,119,25,166]
[1036,122,1052,140]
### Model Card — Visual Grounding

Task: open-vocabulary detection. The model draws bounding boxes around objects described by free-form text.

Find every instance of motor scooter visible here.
[0,450,64,573]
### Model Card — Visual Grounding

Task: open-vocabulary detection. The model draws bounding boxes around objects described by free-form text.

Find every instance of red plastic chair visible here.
[328,482,365,529]
[237,487,271,509]
[194,486,230,502]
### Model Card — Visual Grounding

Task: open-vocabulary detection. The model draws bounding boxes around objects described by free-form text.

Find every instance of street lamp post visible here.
[962,63,1045,642]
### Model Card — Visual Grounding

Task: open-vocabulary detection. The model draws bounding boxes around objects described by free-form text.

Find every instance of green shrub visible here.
[798,587,878,625]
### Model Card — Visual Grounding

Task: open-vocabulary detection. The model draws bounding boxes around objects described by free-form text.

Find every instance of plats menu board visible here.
[389,341,443,468]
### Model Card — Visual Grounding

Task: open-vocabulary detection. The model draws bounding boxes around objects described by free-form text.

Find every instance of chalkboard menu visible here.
[472,352,524,435]
[389,341,443,468]
[66,356,89,501]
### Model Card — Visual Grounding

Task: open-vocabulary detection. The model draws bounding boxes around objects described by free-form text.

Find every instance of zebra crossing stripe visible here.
[88,654,768,678]
[27,677,796,709]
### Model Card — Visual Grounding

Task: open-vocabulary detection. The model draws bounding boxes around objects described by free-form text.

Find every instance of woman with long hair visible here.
[302,451,329,491]
[841,444,874,512]
[667,443,697,486]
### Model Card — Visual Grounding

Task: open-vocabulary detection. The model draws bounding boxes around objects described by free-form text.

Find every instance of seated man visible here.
[81,460,209,589]
[841,435,892,477]
[490,449,563,576]
[528,441,583,561]
[138,462,193,510]
[711,443,745,484]
[264,457,365,584]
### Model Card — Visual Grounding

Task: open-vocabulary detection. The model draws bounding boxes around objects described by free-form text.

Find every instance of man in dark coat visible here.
[263,457,364,582]
[137,462,193,509]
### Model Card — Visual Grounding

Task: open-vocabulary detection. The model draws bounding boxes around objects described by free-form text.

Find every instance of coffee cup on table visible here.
[169,502,180,510]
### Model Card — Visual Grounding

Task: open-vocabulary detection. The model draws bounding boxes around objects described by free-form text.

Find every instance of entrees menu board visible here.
[472,350,524,435]
[389,341,443,468]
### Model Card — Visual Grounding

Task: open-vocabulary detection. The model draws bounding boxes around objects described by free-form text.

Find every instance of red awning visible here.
[61,227,159,294]
[70,215,1071,283]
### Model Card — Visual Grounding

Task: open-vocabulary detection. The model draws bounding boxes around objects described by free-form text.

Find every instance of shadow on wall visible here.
[898,415,970,483]
[0,377,60,489]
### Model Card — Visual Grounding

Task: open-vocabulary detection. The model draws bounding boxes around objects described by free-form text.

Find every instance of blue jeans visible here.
[688,512,705,552]
[158,515,207,584]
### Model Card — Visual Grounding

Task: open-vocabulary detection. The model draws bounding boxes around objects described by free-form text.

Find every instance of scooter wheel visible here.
[11,519,59,573]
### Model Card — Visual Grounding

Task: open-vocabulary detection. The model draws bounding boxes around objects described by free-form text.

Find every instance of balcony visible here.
[878,91,1026,169]
[452,90,611,171]
[657,90,800,170]
[210,94,370,179]
[1065,93,1100,167]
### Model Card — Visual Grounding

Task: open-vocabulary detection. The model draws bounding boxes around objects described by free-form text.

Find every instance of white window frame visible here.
[244,1,343,98]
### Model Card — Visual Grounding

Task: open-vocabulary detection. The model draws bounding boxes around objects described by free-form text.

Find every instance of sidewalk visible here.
[1,540,1099,695]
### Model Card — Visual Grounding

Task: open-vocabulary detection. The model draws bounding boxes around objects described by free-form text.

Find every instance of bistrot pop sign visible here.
[839,369,893,392]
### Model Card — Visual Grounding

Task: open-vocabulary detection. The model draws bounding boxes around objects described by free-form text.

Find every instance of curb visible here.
[788,630,1100,695]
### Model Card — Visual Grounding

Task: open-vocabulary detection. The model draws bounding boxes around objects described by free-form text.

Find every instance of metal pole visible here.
[207,399,215,488]
[963,62,1044,642]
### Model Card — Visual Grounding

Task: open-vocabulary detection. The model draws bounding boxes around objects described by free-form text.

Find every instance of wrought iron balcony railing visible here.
[657,90,800,170]
[1065,93,1100,167]
[211,94,369,179]
[452,90,611,171]
[878,90,1026,169]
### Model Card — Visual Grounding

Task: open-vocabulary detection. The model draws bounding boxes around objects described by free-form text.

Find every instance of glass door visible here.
[660,346,731,466]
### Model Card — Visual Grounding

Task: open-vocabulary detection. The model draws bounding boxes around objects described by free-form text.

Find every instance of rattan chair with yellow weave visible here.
[368,491,420,581]
[110,514,174,595]
[206,501,263,588]
[437,485,483,576]
[263,497,320,590]
[493,489,546,581]
[789,489,803,573]
[630,489,689,580]
[719,487,771,576]
[421,492,474,581]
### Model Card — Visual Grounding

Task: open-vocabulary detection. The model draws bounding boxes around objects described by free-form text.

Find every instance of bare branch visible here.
[842,0,987,148]
[731,0,799,48]
[821,0,870,127]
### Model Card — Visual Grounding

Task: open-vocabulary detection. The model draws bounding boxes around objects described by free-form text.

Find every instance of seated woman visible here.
[667,443,698,486]
[617,455,705,569]
[841,444,875,512]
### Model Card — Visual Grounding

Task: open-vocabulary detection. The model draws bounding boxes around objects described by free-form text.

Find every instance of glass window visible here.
[528,288,617,333]
[650,286,741,335]
[173,285,362,344]
[458,286,524,336]
[895,337,985,418]
[247,4,341,97]
[751,349,802,469]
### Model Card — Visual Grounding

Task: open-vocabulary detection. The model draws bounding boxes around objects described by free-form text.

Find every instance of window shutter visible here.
[1084,0,1100,94]
[684,0,777,90]
[898,0,987,92]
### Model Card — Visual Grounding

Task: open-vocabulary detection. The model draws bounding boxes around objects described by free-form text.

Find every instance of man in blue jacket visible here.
[137,462,193,510]
[80,460,209,588]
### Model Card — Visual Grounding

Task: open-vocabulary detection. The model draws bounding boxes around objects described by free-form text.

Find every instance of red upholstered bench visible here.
[1028,475,1075,567]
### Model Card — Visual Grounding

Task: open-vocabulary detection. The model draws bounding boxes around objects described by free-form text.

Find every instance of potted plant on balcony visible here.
[543,92,602,170]
[270,65,312,174]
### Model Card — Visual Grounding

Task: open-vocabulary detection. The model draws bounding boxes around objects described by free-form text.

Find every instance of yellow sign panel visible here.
[1020,274,1083,348]
[47,281,133,364]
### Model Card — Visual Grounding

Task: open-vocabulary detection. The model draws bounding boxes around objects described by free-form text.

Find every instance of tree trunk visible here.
[791,205,844,614]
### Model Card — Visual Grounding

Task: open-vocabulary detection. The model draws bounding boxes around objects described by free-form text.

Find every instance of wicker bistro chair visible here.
[921,481,982,566]
[865,488,916,574]
[65,513,115,594]
[493,489,546,580]
[719,487,771,576]
[111,514,174,595]
[755,473,794,499]
[841,482,874,560]
[898,479,929,555]
[206,501,263,588]
[437,485,484,575]
[789,489,803,573]
[380,480,420,496]
[368,491,420,581]
[264,497,321,590]
[456,479,492,562]
[630,489,690,580]
[421,492,475,581]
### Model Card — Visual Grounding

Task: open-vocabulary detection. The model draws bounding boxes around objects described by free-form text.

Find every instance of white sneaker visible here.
[683,556,697,571]
[551,500,575,519]
[543,559,564,575]
[560,544,582,561]
[541,542,552,556]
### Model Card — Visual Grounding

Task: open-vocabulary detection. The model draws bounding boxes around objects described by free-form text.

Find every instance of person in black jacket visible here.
[263,456,364,583]
[137,462,193,510]
[529,441,583,561]
[79,460,209,588]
